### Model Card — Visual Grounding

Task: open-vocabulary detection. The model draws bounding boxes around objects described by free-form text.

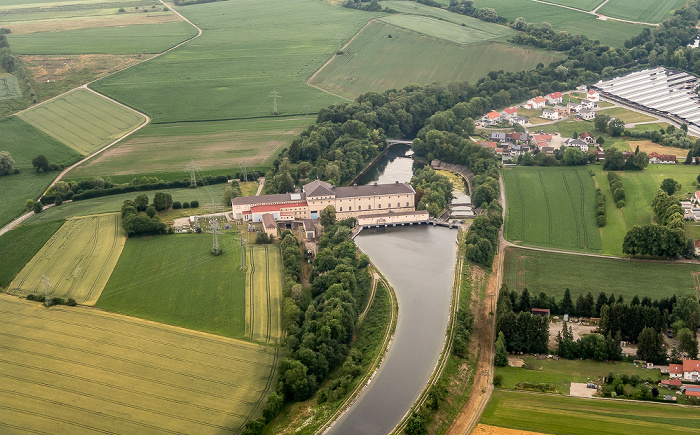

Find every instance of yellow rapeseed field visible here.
[0,295,278,433]
[245,245,283,344]
[8,213,125,305]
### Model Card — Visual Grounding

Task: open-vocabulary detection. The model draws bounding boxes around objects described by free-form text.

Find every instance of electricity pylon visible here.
[269,89,281,115]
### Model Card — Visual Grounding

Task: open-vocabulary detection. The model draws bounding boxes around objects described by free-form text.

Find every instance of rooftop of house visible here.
[670,363,683,374]
[232,192,300,206]
[580,131,593,139]
[548,92,563,99]
[486,111,501,119]
[532,96,546,103]
[683,359,700,372]
[503,106,518,114]
[261,213,276,229]
[332,182,415,199]
[251,201,308,213]
[588,89,599,95]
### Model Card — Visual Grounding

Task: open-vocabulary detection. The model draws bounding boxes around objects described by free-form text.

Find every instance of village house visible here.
[540,146,555,155]
[261,213,278,237]
[532,134,553,144]
[579,109,595,120]
[576,84,588,92]
[507,132,528,143]
[567,101,582,112]
[525,96,547,109]
[542,108,559,120]
[694,191,700,205]
[546,92,563,105]
[579,131,595,144]
[481,110,502,126]
[510,144,530,157]
[490,131,507,142]
[648,152,678,164]
[581,99,597,110]
[564,138,589,152]
[682,385,700,397]
[586,89,600,102]
[510,116,528,126]
[553,105,569,116]
[670,359,700,381]
[500,106,518,119]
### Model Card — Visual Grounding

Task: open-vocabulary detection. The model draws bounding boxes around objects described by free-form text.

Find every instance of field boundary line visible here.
[306,19,375,101]
[560,170,582,249]
[538,171,553,245]
[530,0,659,26]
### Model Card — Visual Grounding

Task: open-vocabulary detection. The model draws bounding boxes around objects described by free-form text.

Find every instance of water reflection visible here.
[355,143,423,186]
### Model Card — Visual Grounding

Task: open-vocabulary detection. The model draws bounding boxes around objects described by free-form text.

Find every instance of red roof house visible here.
[670,363,684,379]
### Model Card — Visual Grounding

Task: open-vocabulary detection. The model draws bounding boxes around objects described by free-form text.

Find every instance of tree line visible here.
[607,172,625,208]
[410,167,454,217]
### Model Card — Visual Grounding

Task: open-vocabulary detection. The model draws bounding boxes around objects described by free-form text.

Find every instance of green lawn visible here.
[310,20,561,99]
[0,219,64,287]
[495,356,658,395]
[596,106,657,124]
[96,233,246,338]
[481,390,700,434]
[0,116,81,227]
[535,119,628,150]
[628,122,671,133]
[472,0,647,47]
[92,0,377,123]
[7,21,197,55]
[592,164,700,255]
[24,184,228,224]
[598,0,686,23]
[502,246,698,300]
[67,116,312,178]
[503,166,602,251]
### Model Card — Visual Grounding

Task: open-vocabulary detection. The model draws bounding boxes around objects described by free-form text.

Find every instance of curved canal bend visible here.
[328,225,458,434]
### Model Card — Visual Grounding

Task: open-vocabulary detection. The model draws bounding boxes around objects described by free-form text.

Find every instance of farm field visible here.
[8,214,126,305]
[18,88,146,155]
[0,295,277,434]
[0,220,64,288]
[0,75,21,100]
[503,166,602,251]
[481,390,700,434]
[97,233,247,338]
[91,0,377,123]
[597,106,657,123]
[471,0,646,47]
[495,356,658,395]
[378,13,513,45]
[68,116,311,178]
[310,20,561,99]
[541,0,601,10]
[0,116,81,227]
[246,245,283,344]
[23,183,228,225]
[598,0,686,23]
[591,165,700,255]
[8,22,197,55]
[502,247,699,301]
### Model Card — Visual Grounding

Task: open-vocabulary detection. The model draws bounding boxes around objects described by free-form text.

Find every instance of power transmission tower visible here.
[211,219,222,256]
[41,273,50,307]
[302,104,311,125]
[269,89,281,115]
[239,162,248,182]
[186,159,197,188]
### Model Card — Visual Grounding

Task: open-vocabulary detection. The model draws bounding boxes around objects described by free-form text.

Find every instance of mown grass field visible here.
[68,117,311,178]
[24,183,228,224]
[0,295,277,434]
[543,0,601,10]
[481,390,700,434]
[310,20,561,99]
[246,245,283,344]
[598,0,686,23]
[92,0,376,123]
[8,214,126,305]
[0,220,64,288]
[18,88,146,155]
[535,119,629,150]
[597,106,657,123]
[378,13,513,45]
[502,247,699,300]
[503,166,602,251]
[97,233,247,338]
[0,116,81,227]
[495,356,658,395]
[592,165,700,255]
[471,0,646,47]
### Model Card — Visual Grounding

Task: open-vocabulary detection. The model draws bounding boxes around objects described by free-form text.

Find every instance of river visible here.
[329,225,458,434]
[355,143,423,186]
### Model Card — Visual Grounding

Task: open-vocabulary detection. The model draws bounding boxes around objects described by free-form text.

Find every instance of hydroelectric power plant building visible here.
[232,179,418,222]
[593,68,700,129]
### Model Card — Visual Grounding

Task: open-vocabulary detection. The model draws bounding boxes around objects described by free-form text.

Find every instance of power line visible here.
[41,273,50,307]
[186,159,197,188]
[269,89,281,115]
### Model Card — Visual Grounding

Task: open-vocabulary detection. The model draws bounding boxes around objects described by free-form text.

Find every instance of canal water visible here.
[329,225,458,434]
[355,143,423,185]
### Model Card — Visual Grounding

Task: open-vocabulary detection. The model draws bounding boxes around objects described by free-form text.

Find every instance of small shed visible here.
[531,308,551,317]
[302,219,316,241]
[261,213,277,238]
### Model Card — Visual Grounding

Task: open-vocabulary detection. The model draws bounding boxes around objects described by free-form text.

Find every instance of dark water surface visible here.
[328,225,458,434]
[355,143,422,186]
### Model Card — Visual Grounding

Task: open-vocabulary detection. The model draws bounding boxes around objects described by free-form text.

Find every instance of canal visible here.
[329,225,458,434]
[354,143,423,186]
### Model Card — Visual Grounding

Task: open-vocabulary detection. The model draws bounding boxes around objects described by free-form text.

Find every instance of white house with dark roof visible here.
[542,108,559,120]
[579,109,595,120]
[581,99,597,109]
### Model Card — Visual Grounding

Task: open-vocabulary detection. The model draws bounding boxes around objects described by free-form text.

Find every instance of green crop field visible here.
[8,213,126,304]
[503,166,602,251]
[91,0,376,123]
[481,390,700,434]
[543,0,601,10]
[24,184,229,225]
[0,75,22,100]
[97,233,247,338]
[472,0,647,47]
[0,295,277,434]
[596,106,657,123]
[68,117,312,178]
[592,165,700,255]
[0,116,81,227]
[598,0,686,23]
[18,88,146,155]
[309,20,561,99]
[502,247,699,301]
[246,245,283,344]
[495,356,658,395]
[378,14,513,45]
[0,220,64,287]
